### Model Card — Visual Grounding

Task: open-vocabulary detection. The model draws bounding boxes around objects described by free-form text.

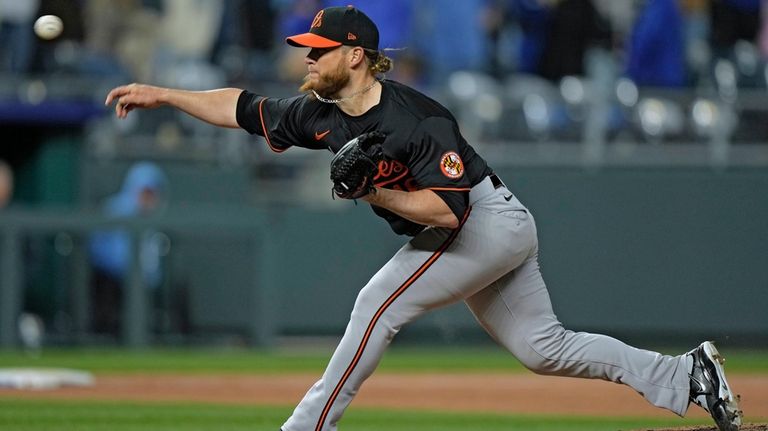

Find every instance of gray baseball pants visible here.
[282,175,692,431]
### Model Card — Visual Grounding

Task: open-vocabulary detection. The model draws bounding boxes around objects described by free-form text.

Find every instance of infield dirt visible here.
[1,372,765,429]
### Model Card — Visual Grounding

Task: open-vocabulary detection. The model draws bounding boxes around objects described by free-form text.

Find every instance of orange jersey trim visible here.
[259,98,286,153]
[428,187,471,192]
[315,207,472,431]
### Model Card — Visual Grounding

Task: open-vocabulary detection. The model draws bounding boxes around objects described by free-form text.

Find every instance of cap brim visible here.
[286,33,342,48]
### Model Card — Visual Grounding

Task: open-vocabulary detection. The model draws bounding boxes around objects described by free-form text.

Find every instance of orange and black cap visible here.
[286,6,379,51]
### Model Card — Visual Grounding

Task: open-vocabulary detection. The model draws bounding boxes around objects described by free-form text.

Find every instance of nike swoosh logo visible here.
[689,376,710,394]
[504,194,514,201]
[314,130,331,140]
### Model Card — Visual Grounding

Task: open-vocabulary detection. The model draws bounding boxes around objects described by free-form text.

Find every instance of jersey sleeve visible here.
[406,117,472,191]
[405,116,471,219]
[432,190,469,222]
[236,90,307,152]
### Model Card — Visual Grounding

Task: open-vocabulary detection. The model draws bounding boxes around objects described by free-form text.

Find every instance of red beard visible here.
[299,58,350,100]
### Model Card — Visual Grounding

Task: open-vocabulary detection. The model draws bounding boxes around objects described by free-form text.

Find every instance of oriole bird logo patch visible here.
[440,151,464,179]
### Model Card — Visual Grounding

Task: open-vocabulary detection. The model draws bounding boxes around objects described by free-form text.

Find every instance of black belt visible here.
[489,173,504,189]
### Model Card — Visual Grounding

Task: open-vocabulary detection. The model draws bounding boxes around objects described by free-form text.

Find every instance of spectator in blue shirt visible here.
[89,161,168,334]
[625,0,686,87]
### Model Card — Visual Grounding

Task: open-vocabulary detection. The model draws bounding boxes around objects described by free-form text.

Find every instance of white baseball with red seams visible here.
[34,15,63,40]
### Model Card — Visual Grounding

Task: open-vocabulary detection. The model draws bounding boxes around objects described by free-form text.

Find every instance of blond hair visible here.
[364,49,393,75]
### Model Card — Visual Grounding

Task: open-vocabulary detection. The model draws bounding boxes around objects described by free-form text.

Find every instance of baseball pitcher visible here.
[105,6,742,431]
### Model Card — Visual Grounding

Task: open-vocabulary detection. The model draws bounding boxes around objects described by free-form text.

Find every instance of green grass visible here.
[0,346,530,374]
[1,347,763,430]
[0,399,713,431]
[0,346,766,374]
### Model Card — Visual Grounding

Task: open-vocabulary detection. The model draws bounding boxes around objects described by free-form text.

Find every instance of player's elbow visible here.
[445,217,460,229]
[434,213,459,229]
[421,190,460,229]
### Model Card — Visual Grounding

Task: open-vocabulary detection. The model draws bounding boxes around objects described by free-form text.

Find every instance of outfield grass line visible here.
[0,347,765,374]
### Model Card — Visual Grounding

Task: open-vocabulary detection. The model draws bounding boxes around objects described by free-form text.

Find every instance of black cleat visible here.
[688,341,743,431]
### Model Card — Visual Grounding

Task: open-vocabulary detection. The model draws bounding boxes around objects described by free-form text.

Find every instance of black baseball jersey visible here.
[236,79,492,236]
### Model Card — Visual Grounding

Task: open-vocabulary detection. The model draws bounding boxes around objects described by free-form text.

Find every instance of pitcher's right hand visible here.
[105,84,167,119]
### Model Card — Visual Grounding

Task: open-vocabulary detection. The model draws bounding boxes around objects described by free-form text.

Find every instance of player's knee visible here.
[348,307,403,345]
[506,325,569,375]
[350,284,380,315]
[512,344,558,374]
[349,288,405,333]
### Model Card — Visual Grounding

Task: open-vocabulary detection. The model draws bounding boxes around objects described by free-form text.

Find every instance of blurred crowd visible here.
[1,0,766,147]
[0,0,765,90]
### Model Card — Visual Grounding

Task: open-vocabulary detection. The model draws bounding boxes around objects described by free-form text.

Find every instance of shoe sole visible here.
[703,341,743,430]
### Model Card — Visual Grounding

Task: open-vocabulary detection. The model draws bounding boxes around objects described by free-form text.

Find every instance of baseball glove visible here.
[330,131,386,199]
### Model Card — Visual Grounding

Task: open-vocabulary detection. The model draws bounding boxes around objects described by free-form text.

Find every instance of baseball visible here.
[34,15,63,40]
